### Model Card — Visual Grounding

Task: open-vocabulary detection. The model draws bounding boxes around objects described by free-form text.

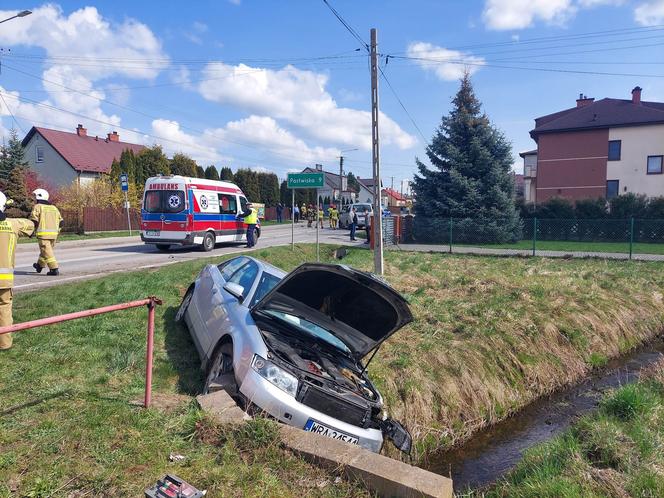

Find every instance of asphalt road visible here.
[14,223,363,293]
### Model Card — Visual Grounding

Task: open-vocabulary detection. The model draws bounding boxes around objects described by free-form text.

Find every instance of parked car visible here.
[339,203,373,228]
[176,256,414,453]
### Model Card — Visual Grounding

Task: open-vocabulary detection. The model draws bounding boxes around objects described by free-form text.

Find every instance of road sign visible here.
[120,173,129,192]
[287,172,324,189]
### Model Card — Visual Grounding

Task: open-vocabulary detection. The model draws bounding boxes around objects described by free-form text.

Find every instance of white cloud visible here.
[151,119,221,164]
[406,42,485,81]
[578,0,624,6]
[635,0,664,24]
[228,0,241,5]
[196,62,416,150]
[483,0,576,30]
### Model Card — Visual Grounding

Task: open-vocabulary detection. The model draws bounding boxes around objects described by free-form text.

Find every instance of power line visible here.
[378,65,427,144]
[321,0,369,51]
[0,91,25,134]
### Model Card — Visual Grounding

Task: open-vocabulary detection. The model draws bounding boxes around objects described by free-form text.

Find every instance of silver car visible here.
[176,256,413,453]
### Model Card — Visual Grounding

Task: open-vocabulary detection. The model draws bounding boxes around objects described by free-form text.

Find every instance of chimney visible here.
[107,131,119,142]
[76,124,87,137]
[576,93,595,108]
[631,86,642,105]
[315,163,323,171]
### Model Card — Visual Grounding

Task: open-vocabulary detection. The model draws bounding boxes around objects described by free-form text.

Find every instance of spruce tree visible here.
[204,165,220,181]
[4,166,31,217]
[219,166,234,181]
[412,73,520,243]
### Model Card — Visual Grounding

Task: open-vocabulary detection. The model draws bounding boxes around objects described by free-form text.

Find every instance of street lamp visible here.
[0,10,32,24]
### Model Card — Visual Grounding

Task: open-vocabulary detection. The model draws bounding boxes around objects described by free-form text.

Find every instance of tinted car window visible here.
[143,190,186,213]
[250,272,282,307]
[218,257,249,280]
[219,194,238,215]
[228,261,259,300]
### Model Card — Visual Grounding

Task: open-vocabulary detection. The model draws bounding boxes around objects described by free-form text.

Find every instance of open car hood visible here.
[252,263,413,358]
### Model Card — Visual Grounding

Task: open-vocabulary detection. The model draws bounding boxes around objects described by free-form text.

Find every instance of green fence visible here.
[403,217,664,259]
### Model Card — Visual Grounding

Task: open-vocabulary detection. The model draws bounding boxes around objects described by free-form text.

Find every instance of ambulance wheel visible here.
[156,244,171,252]
[201,231,215,252]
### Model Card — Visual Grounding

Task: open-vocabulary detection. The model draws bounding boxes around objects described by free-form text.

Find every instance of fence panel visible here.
[83,207,140,232]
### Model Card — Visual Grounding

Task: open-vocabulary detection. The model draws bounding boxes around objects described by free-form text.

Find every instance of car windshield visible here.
[263,309,350,354]
[250,272,282,307]
[355,205,371,213]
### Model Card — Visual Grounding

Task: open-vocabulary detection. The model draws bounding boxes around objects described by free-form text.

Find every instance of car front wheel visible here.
[175,286,193,323]
[203,342,236,395]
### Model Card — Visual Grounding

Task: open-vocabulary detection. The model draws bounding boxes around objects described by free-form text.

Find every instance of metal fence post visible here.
[629,217,634,260]
[144,298,156,408]
[449,217,453,253]
[532,217,537,257]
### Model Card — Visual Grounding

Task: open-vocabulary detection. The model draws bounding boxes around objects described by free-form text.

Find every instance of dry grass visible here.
[347,251,664,459]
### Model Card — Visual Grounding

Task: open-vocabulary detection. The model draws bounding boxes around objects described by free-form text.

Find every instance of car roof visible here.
[238,255,287,279]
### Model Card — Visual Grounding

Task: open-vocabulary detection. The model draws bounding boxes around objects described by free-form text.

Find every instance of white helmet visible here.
[0,191,6,213]
[33,188,49,201]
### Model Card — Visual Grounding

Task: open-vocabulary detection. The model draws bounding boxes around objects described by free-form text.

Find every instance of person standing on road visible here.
[318,204,324,229]
[0,191,35,351]
[349,207,358,241]
[301,203,307,224]
[31,189,62,276]
[329,205,338,230]
[293,204,300,223]
[306,204,314,228]
[237,202,258,248]
[276,203,283,224]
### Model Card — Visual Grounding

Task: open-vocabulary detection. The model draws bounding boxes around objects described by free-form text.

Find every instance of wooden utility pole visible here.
[339,154,344,204]
[370,28,383,275]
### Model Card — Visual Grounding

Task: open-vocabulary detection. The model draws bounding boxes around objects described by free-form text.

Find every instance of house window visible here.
[35,146,44,163]
[606,180,619,199]
[607,140,621,161]
[647,155,663,175]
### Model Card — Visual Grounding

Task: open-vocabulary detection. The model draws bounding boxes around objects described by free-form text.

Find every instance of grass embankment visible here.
[456,239,664,255]
[0,248,369,497]
[18,230,135,244]
[485,359,664,497]
[3,245,664,495]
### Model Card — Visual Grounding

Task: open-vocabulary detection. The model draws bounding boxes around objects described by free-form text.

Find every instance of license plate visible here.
[304,419,359,444]
[145,230,160,236]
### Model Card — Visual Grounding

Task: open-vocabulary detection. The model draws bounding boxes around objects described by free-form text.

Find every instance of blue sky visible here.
[1,0,663,192]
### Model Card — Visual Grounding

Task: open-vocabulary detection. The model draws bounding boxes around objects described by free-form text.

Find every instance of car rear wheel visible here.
[175,286,193,323]
[201,231,215,252]
[203,342,236,395]
[156,243,171,252]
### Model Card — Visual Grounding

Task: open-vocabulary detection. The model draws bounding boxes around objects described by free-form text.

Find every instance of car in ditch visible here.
[176,255,414,453]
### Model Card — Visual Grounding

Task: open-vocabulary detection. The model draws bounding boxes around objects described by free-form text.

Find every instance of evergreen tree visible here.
[346,172,360,193]
[119,149,136,184]
[204,165,220,181]
[219,166,234,181]
[4,166,31,217]
[412,73,520,243]
[258,172,279,206]
[280,180,289,205]
[170,152,198,177]
[196,165,206,178]
[233,169,260,201]
[136,146,170,179]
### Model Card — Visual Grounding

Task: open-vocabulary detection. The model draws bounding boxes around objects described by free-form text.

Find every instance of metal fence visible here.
[400,216,664,260]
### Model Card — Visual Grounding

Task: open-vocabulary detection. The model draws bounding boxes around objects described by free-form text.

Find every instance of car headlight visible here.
[252,355,298,397]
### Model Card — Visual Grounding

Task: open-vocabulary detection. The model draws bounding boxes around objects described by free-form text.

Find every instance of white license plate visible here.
[145,230,160,236]
[304,419,359,444]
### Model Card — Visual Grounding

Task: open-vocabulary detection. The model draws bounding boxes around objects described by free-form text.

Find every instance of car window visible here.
[228,260,259,300]
[263,309,350,353]
[218,257,249,280]
[218,194,238,215]
[249,272,282,307]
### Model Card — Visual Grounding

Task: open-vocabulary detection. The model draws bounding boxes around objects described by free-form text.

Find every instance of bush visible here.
[609,193,648,219]
[574,198,608,219]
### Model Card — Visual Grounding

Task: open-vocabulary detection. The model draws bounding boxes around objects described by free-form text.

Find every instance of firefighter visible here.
[30,188,63,276]
[329,204,339,230]
[0,191,35,350]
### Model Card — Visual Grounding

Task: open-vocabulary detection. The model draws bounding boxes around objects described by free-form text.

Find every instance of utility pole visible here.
[339,154,344,204]
[390,176,394,190]
[370,28,383,275]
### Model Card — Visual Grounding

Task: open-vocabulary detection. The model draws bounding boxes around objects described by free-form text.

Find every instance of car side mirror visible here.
[223,282,245,302]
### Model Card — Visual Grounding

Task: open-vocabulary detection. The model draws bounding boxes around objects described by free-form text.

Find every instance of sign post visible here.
[287,172,325,259]
[120,173,132,236]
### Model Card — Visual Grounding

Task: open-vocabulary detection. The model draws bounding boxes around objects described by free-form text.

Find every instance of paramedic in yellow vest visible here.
[329,205,339,230]
[237,202,258,248]
[31,188,63,276]
[0,191,35,350]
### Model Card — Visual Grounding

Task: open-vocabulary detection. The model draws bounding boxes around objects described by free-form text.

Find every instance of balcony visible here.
[524,164,537,178]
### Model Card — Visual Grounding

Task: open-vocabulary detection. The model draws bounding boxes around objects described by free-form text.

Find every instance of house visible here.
[383,187,407,207]
[22,124,145,187]
[301,165,356,205]
[527,87,664,203]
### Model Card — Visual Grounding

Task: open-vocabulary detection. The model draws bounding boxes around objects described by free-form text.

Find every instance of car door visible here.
[203,258,260,359]
[236,196,249,241]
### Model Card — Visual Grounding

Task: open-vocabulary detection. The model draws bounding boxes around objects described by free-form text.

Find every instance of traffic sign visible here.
[287,172,324,189]
[120,173,129,192]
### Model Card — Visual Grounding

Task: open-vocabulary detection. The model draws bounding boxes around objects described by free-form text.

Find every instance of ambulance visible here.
[140,175,260,251]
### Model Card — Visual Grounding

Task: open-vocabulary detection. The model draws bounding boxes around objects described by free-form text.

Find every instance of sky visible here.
[1,0,664,193]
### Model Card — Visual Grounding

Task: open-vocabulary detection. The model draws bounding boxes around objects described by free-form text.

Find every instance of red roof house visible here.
[21,124,145,187]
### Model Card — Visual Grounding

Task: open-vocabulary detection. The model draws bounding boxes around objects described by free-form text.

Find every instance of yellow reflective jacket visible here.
[30,202,62,240]
[0,217,35,289]
[244,208,258,225]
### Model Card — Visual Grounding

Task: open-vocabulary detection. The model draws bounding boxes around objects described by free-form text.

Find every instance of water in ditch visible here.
[424,337,664,493]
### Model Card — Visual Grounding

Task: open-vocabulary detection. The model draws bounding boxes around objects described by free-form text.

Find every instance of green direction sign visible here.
[287,172,324,189]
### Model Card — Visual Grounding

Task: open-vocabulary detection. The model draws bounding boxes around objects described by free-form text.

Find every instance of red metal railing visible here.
[0,296,162,407]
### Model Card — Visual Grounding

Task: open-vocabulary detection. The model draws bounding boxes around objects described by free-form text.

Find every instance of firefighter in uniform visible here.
[0,191,35,350]
[31,188,63,276]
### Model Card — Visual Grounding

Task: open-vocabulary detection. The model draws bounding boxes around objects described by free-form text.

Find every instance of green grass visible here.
[456,239,664,255]
[483,364,664,497]
[18,230,135,244]
[3,244,664,495]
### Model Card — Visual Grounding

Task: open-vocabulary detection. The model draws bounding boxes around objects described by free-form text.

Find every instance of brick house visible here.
[22,124,145,188]
[526,87,664,204]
